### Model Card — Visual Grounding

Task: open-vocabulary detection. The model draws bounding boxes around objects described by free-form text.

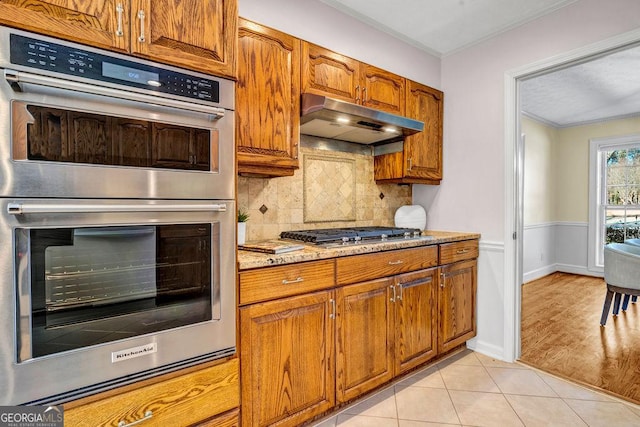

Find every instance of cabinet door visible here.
[438,260,477,353]
[374,80,443,184]
[68,111,110,164]
[335,278,394,403]
[193,129,212,171]
[404,81,443,182]
[361,65,405,115]
[240,291,335,427]
[112,118,151,166]
[130,0,236,77]
[25,105,69,162]
[395,268,438,375]
[0,0,129,51]
[236,18,300,177]
[301,42,360,103]
[151,123,193,169]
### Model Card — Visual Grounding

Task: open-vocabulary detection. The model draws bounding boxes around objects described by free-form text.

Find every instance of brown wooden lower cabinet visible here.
[63,358,239,427]
[438,259,478,353]
[335,268,439,403]
[238,240,478,426]
[394,268,439,374]
[240,291,335,427]
[335,278,394,403]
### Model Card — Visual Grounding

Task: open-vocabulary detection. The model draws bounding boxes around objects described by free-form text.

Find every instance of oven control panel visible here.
[9,34,220,103]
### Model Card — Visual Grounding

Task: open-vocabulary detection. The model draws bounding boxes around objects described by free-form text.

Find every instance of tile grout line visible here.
[479,359,530,427]
[534,370,595,427]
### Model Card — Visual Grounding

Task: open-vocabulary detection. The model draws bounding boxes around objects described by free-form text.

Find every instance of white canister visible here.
[394,205,427,230]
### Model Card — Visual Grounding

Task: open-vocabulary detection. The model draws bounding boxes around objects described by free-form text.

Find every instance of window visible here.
[589,136,640,270]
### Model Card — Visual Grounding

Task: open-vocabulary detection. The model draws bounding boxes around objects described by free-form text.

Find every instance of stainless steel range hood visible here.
[300,93,424,145]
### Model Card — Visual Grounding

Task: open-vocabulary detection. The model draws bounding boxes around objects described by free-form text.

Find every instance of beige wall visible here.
[555,117,640,222]
[522,117,557,225]
[523,116,640,225]
[237,145,412,242]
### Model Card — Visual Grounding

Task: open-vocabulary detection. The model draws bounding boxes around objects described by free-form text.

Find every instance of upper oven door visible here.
[0,29,234,201]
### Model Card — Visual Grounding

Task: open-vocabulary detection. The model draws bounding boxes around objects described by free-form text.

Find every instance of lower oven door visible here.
[0,198,235,405]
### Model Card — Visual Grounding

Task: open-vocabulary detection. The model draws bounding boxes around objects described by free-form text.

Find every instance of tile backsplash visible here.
[237,145,412,242]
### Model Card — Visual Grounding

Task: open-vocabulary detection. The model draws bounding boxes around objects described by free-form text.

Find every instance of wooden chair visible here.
[600,243,640,326]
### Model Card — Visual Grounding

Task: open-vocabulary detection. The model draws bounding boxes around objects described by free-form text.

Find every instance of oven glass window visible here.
[19,224,215,360]
[23,104,213,171]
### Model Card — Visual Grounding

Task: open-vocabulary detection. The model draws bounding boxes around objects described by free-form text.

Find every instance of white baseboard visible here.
[556,263,603,278]
[466,339,508,362]
[523,263,604,283]
[523,264,557,283]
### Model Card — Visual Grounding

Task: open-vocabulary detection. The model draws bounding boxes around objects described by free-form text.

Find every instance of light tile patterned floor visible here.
[312,349,640,427]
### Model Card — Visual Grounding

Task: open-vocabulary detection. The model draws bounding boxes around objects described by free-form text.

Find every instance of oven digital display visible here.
[102,62,160,86]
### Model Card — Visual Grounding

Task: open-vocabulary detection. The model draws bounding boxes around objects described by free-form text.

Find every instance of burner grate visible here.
[280,226,420,244]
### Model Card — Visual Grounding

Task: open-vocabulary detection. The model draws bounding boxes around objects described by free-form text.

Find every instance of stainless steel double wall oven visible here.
[0,27,236,405]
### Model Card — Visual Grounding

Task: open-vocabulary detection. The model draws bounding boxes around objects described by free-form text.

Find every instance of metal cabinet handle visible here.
[137,10,146,42]
[118,411,152,427]
[116,3,124,37]
[407,157,413,171]
[388,260,404,265]
[390,284,396,302]
[329,298,336,319]
[397,284,403,301]
[362,87,367,103]
[456,249,470,254]
[355,85,360,102]
[282,277,304,285]
[440,272,445,288]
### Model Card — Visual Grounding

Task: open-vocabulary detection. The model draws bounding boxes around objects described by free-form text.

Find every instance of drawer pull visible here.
[388,260,404,265]
[456,249,470,254]
[329,298,336,319]
[118,411,152,427]
[390,284,396,302]
[282,277,304,285]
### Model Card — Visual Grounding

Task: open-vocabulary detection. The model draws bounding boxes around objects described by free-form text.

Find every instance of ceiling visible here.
[320,0,640,128]
[520,46,640,127]
[319,0,578,57]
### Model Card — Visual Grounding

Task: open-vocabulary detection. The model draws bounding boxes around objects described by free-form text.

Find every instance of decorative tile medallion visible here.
[303,154,356,222]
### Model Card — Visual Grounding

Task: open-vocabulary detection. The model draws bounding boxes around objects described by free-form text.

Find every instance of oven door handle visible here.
[7,202,228,215]
[4,69,226,119]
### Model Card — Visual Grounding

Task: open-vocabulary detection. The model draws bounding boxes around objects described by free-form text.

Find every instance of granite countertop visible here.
[237,230,481,270]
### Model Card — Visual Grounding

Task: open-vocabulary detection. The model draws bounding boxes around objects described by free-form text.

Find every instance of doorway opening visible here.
[506,29,640,403]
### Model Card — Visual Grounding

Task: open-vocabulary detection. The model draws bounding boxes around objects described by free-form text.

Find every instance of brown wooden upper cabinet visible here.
[301,42,405,116]
[374,80,444,184]
[236,18,300,177]
[0,0,237,78]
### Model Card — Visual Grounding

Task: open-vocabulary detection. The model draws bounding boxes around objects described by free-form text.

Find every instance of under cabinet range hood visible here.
[300,93,424,145]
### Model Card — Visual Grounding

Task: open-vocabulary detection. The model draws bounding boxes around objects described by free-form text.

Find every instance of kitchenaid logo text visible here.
[111,343,157,363]
[0,405,63,427]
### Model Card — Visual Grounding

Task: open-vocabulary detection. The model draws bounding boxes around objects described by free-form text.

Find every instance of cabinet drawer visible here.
[64,358,239,427]
[239,260,335,305]
[336,246,438,285]
[439,240,479,265]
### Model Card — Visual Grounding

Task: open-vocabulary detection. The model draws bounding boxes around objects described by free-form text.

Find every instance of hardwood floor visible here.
[520,272,640,405]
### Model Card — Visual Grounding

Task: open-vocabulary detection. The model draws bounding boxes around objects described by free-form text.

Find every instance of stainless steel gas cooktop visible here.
[280,226,429,246]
